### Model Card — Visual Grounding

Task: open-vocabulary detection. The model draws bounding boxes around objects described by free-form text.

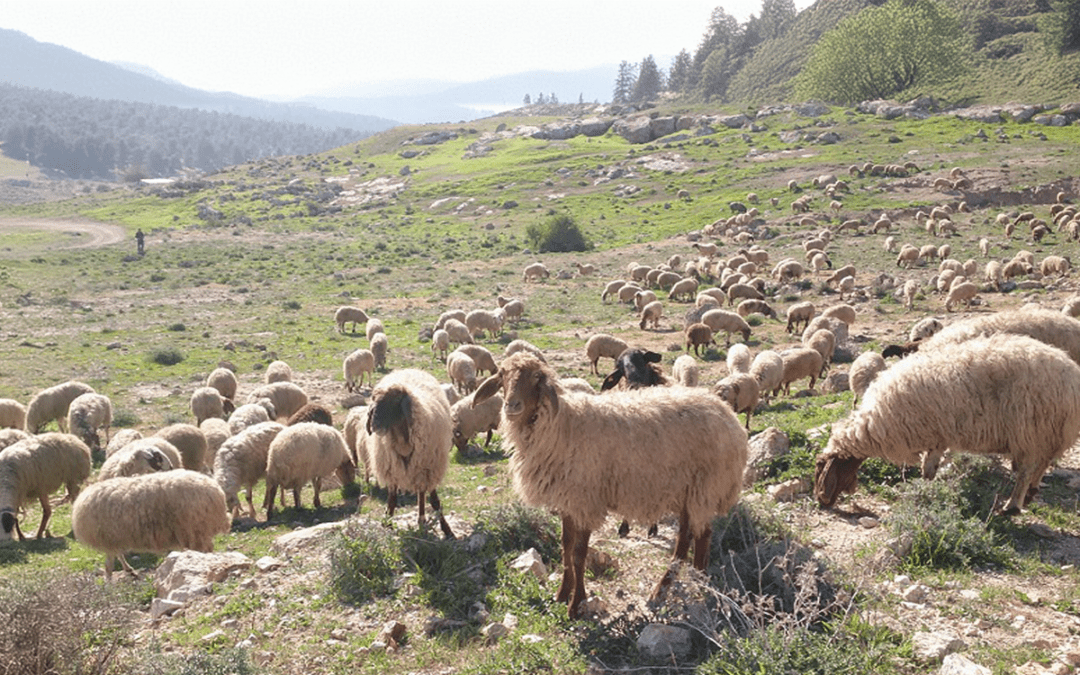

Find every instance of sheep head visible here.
[367,386,412,445]
[0,508,23,541]
[474,353,559,421]
[813,452,865,507]
[600,349,663,391]
[139,447,172,472]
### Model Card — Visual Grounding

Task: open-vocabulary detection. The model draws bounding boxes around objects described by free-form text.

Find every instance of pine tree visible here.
[523,93,531,105]
[612,60,636,104]
[631,55,663,102]
[667,49,692,93]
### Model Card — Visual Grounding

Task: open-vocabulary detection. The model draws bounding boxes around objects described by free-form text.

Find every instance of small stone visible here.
[503,613,518,630]
[940,652,991,675]
[902,584,929,604]
[150,598,185,620]
[476,485,488,493]
[858,516,880,529]
[520,634,543,644]
[637,623,693,659]
[912,631,964,662]
[767,478,808,502]
[960,590,980,600]
[481,622,510,644]
[256,556,284,572]
[369,641,387,653]
[511,548,548,581]
[201,629,226,643]
[377,621,406,647]
[221,618,238,630]
[330,628,349,640]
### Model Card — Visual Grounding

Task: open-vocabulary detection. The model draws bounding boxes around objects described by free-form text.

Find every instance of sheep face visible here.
[1,508,23,541]
[474,354,559,421]
[367,387,413,446]
[813,453,865,507]
[600,349,663,391]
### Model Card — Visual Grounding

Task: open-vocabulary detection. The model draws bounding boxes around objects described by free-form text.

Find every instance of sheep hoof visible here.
[617,520,630,538]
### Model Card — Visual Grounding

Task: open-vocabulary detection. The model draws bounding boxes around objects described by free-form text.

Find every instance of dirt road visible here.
[0,218,127,249]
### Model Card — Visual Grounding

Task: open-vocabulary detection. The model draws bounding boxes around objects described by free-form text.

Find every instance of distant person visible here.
[135,228,145,256]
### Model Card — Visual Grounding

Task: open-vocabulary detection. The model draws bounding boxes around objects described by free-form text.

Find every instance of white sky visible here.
[1,0,812,99]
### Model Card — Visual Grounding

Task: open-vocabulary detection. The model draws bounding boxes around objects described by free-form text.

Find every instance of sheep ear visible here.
[539,373,559,414]
[600,369,623,391]
[643,350,662,364]
[473,372,503,406]
[365,406,375,435]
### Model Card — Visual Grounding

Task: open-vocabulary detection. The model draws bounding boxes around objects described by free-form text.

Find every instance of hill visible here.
[0,102,1079,674]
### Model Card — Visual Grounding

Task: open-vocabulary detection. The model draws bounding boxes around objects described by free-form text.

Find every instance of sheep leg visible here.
[568,522,591,619]
[692,525,713,570]
[650,506,693,605]
[556,515,577,604]
[386,488,398,517]
[617,519,630,538]
[35,494,51,539]
[245,487,256,520]
[265,484,278,520]
[429,489,455,540]
[292,487,301,509]
[312,477,322,509]
[483,429,493,448]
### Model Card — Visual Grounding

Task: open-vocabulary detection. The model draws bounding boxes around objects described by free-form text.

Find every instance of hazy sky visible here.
[2,0,812,99]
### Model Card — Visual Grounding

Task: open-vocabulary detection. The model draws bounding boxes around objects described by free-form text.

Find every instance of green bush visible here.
[130,647,255,675]
[328,519,402,604]
[147,348,184,366]
[525,214,592,253]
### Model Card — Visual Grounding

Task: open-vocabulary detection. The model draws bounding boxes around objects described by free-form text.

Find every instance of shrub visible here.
[526,214,592,253]
[147,348,184,366]
[167,322,186,332]
[328,519,402,604]
[130,647,255,675]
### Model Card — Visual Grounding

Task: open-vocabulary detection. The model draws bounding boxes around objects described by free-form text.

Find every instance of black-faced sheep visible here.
[472,353,747,619]
[1,433,92,541]
[815,335,1080,514]
[600,348,667,391]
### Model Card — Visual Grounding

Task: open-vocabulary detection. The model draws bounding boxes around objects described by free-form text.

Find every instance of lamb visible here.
[66,392,112,453]
[465,309,503,340]
[814,335,1080,514]
[736,299,776,320]
[335,306,369,333]
[265,360,293,384]
[452,344,498,377]
[777,347,824,396]
[0,433,92,541]
[672,354,700,387]
[685,322,716,356]
[213,421,285,519]
[945,281,979,312]
[786,301,816,334]
[504,339,547,363]
[574,262,597,276]
[206,367,238,401]
[713,372,759,430]
[522,262,550,282]
[431,328,450,361]
[451,391,503,453]
[190,386,229,425]
[471,353,747,618]
[366,369,456,538]
[701,309,751,346]
[726,343,752,374]
[97,443,174,481]
[228,402,274,435]
[442,318,474,346]
[639,300,664,330]
[246,382,308,420]
[343,349,376,393]
[263,422,355,519]
[72,470,231,579]
[447,351,479,394]
[600,349,668,391]
[25,381,95,433]
[287,403,333,427]
[0,399,27,430]
[848,351,887,408]
[155,423,208,471]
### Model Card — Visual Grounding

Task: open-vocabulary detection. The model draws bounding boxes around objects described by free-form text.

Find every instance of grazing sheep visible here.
[617,283,644,304]
[684,323,715,356]
[264,423,355,519]
[343,349,376,393]
[265,360,293,384]
[945,281,979,312]
[701,309,751,346]
[365,332,388,371]
[434,310,467,331]
[672,354,700,387]
[367,369,456,538]
[246,382,308,420]
[342,406,372,482]
[726,343,751,374]
[826,265,856,287]
[639,300,664,330]
[821,303,856,326]
[155,423,208,472]
[72,470,231,579]
[602,280,627,303]
[0,433,92,541]
[200,418,231,469]
[896,245,920,269]
[501,299,525,324]
[599,349,668,391]
[450,344,498,378]
[97,443,174,481]
[504,339,547,363]
[447,351,478,394]
[634,290,659,312]
[103,429,143,458]
[713,372,759,430]
[442,318,475,346]
[0,429,30,454]
[908,318,943,343]
[785,301,816,334]
[574,262,597,277]
[206,367,238,401]
[1002,259,1032,280]
[451,391,503,453]
[736,299,776,320]
[66,393,112,453]
[1041,255,1071,278]
[805,329,836,376]
[655,271,683,291]
[431,329,450,361]
[727,282,765,305]
[523,262,550,282]
[213,421,285,519]
[814,335,1080,514]
[1063,297,1080,318]
[228,402,274,435]
[777,347,824,396]
[0,399,28,430]
[335,306,369,333]
[465,309,503,340]
[190,386,229,425]
[111,438,182,475]
[848,351,887,408]
[287,404,333,427]
[473,353,747,618]
[669,277,699,302]
[25,381,95,433]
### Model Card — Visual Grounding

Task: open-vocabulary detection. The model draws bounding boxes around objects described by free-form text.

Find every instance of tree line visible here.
[0,83,368,181]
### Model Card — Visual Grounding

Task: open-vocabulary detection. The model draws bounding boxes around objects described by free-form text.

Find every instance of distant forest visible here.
[0,84,368,180]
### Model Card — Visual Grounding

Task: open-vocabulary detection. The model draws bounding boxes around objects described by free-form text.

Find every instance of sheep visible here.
[902,279,920,311]
[600,348,668,391]
[826,265,856,287]
[0,428,30,454]
[639,300,664,330]
[726,283,765,306]
[936,269,958,295]
[430,329,451,361]
[200,418,231,469]
[367,333,388,373]
[190,386,229,425]
[697,287,727,307]
[713,372,759,430]
[335,306,369,333]
[1063,297,1080,318]
[206,367,238,401]
[447,351,478,394]
[265,360,293,384]
[945,281,979,312]
[25,381,95,433]
[110,438,183,474]
[212,421,285,519]
[342,406,372,482]
[848,351,887,408]
[785,301,816,334]
[504,339,547,363]
[1002,259,1033,280]
[701,309,751,346]
[601,280,627,303]
[726,343,752,375]
[669,277,699,302]
[655,271,683,291]
[617,284,644,304]
[692,242,719,258]
[0,433,92,541]
[103,429,143,458]
[685,323,715,356]
[263,423,355,519]
[434,309,467,331]
[749,350,784,403]
[805,329,836,376]
[884,236,898,253]
[155,423,208,472]
[471,353,747,618]
[465,309,503,339]
[366,369,456,538]
[246,382,308,420]
[501,299,525,324]
[574,262,596,277]
[921,307,1080,366]
[736,299,776,320]
[451,391,503,453]
[228,402,274,435]
[343,349,376,393]
[814,335,1080,514]
[909,317,944,342]
[777,347,824,396]
[0,399,27,430]
[523,262,550,282]
[442,318,474,346]
[672,354,700,387]
[821,303,856,326]
[634,290,659,312]
[896,246,920,269]
[66,392,112,453]
[287,403,333,427]
[72,470,231,580]
[1041,255,1071,278]
[97,443,174,481]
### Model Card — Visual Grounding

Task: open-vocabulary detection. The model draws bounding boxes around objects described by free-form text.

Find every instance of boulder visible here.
[613,117,654,144]
[155,550,252,598]
[637,624,692,659]
[743,427,790,487]
[650,116,677,139]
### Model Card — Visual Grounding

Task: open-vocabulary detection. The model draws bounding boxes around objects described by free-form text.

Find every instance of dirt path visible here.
[0,217,127,249]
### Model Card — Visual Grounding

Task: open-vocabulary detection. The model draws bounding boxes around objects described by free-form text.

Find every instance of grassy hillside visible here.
[1,104,1080,674]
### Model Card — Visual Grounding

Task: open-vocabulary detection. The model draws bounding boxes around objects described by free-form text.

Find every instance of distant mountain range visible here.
[0,27,618,128]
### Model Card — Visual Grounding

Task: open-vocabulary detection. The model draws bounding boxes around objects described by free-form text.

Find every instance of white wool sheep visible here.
[264,422,355,519]
[431,329,451,361]
[896,246,920,269]
[0,399,27,430]
[0,428,30,454]
[366,318,385,342]
[453,344,498,377]
[344,349,376,393]
[97,443,174,481]
[246,382,309,420]
[713,372,759,430]
[335,306,369,333]
[909,317,944,342]
[72,470,230,579]
[370,332,388,370]
[113,438,182,472]
[921,308,1080,366]
[366,369,455,538]
[736,299,776,320]
[1041,255,1071,277]
[103,429,142,457]
[848,351,887,408]
[902,279,920,310]
[585,334,629,375]
[66,393,112,453]
[213,421,285,519]
[945,281,979,312]
[701,309,751,346]
[1063,297,1080,318]
[206,367,238,401]
[0,433,92,541]
[821,304,856,326]
[264,360,293,384]
[465,309,503,340]
[501,299,525,324]
[671,354,700,387]
[785,301,816,334]
[342,406,372,483]
[815,335,1080,514]
[155,423,208,471]
[655,271,683,291]
[726,343,752,374]
[574,262,597,276]
[451,391,503,453]
[200,418,231,469]
[805,329,836,376]
[228,402,274,435]
[523,262,550,282]
[777,347,824,396]
[504,339,547,363]
[560,378,597,395]
[25,381,95,433]
[601,280,626,303]
[634,290,659,312]
[434,309,467,331]
[447,351,478,394]
[190,386,228,425]
[617,283,644,304]
[669,277,699,302]
[442,318,474,346]
[472,353,747,618]
[727,282,765,305]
